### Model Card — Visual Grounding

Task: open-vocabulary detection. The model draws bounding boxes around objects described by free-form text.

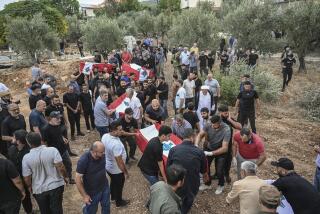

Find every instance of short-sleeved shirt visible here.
[0,158,20,203]
[175,87,186,109]
[80,92,93,113]
[237,90,259,112]
[31,66,42,80]
[119,117,138,132]
[29,94,42,110]
[204,122,231,151]
[233,131,264,159]
[76,151,108,197]
[157,82,169,100]
[204,79,220,96]
[94,96,109,127]
[102,134,127,174]
[282,57,296,71]
[138,137,163,176]
[145,105,165,123]
[171,119,192,139]
[180,51,190,65]
[124,96,142,120]
[248,53,259,66]
[22,145,65,194]
[116,86,127,97]
[41,124,67,155]
[272,172,320,214]
[144,85,157,106]
[183,111,199,130]
[29,110,47,132]
[1,115,26,138]
[183,79,195,98]
[45,104,65,124]
[63,92,79,112]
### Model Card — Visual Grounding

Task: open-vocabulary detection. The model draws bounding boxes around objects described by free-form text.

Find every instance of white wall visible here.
[181,0,221,9]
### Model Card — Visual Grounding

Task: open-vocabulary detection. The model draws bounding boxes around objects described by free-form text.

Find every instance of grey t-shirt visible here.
[204,122,231,151]
[204,79,220,96]
[94,96,109,127]
[31,66,42,81]
[22,145,64,194]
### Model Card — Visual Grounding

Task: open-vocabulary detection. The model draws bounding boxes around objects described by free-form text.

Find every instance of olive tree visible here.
[134,11,155,37]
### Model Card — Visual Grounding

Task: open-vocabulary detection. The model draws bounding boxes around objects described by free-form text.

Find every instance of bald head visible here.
[151,99,160,110]
[90,141,105,160]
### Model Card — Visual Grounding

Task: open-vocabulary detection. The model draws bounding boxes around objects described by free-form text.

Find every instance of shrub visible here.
[298,87,320,121]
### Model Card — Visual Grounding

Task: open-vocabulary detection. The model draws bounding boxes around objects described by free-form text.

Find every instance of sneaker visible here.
[86,130,91,133]
[215,185,224,195]
[199,184,212,191]
[77,132,85,136]
[116,199,130,207]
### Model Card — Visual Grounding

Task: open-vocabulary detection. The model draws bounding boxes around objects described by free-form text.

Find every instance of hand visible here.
[203,173,210,183]
[63,137,69,144]
[204,151,214,156]
[314,145,320,153]
[64,177,70,185]
[83,194,92,205]
[151,120,157,125]
[21,191,26,200]
[232,157,237,167]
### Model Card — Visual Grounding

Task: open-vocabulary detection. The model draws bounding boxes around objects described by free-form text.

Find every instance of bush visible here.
[213,61,281,106]
[298,88,320,121]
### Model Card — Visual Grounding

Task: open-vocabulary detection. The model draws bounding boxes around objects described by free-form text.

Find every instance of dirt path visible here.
[1,55,319,214]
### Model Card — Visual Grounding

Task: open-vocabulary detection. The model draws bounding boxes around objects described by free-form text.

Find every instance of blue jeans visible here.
[142,172,159,186]
[83,186,110,214]
[96,126,108,138]
[314,167,320,192]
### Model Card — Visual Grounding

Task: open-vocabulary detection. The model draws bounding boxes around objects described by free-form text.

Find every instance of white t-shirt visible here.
[125,96,142,120]
[102,133,127,174]
[183,79,195,98]
[175,87,186,109]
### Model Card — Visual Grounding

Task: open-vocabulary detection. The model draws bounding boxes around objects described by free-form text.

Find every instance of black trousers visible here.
[239,110,256,133]
[205,154,226,186]
[107,172,125,206]
[121,136,137,160]
[282,69,293,90]
[185,97,194,107]
[22,183,33,213]
[34,186,64,214]
[0,199,21,214]
[67,111,81,136]
[61,151,73,179]
[83,110,95,130]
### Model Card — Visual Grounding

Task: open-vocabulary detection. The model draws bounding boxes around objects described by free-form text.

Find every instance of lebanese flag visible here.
[136,124,182,163]
[79,61,114,74]
[108,93,128,117]
[121,63,154,82]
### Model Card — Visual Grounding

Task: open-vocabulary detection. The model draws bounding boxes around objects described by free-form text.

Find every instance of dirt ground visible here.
[1,54,320,214]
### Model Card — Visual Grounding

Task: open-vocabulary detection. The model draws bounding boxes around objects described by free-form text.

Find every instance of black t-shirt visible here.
[43,96,52,107]
[119,117,138,132]
[248,53,259,66]
[7,144,30,175]
[116,86,127,97]
[237,90,259,112]
[207,55,215,67]
[145,105,165,123]
[282,57,296,71]
[183,111,199,130]
[0,158,20,203]
[94,54,102,63]
[220,54,229,66]
[138,137,163,176]
[76,151,107,197]
[29,94,42,109]
[80,92,93,113]
[1,115,26,138]
[136,91,145,109]
[144,85,157,106]
[194,78,202,93]
[157,82,169,100]
[41,124,67,155]
[45,104,65,124]
[63,92,79,112]
[199,55,208,67]
[273,172,320,214]
[93,78,111,99]
[73,71,85,86]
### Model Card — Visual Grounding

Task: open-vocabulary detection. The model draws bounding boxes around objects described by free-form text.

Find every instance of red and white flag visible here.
[121,63,154,82]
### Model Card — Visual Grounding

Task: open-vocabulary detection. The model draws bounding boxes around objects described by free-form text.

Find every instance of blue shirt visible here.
[76,151,108,197]
[29,110,47,132]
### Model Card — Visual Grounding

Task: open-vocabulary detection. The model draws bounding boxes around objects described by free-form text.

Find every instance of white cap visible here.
[201,85,209,90]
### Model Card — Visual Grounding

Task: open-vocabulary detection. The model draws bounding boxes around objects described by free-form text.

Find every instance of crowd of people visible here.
[0,37,318,214]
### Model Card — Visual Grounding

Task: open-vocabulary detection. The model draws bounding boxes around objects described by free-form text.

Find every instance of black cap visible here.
[271,158,294,170]
[49,111,62,118]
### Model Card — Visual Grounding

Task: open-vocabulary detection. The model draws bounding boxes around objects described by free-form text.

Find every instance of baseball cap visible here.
[271,157,294,170]
[259,185,281,207]
[49,111,62,118]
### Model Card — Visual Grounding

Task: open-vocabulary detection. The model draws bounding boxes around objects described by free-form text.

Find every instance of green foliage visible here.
[159,0,180,12]
[134,11,155,36]
[298,88,320,121]
[40,0,80,16]
[197,0,215,13]
[116,13,138,36]
[65,15,82,42]
[168,8,220,49]
[223,0,281,52]
[119,0,141,13]
[214,61,281,106]
[95,0,141,17]
[81,16,123,53]
[6,14,58,61]
[0,0,67,37]
[155,12,173,38]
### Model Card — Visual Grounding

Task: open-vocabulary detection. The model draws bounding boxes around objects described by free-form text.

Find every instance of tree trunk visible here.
[298,55,306,73]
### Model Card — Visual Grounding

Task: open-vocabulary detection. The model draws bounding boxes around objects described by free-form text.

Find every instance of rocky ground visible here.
[1,54,319,214]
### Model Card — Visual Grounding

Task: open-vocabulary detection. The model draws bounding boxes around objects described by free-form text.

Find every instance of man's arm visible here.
[212,141,229,156]
[23,175,32,194]
[179,98,185,110]
[217,86,221,97]
[256,152,267,166]
[234,99,240,116]
[255,98,260,114]
[232,141,238,158]
[103,108,116,116]
[226,182,240,204]
[158,161,167,183]
[195,130,207,147]
[11,176,26,200]
[144,113,157,124]
[75,173,92,205]
[54,162,68,182]
[1,122,13,142]
[228,117,242,130]
[115,156,129,177]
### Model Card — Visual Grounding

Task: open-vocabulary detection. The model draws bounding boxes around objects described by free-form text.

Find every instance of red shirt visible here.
[121,52,132,63]
[233,131,264,159]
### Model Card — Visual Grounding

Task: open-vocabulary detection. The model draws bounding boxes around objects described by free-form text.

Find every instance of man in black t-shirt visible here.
[199,51,208,76]
[92,71,111,100]
[183,102,200,130]
[119,108,138,162]
[156,77,169,119]
[220,50,229,75]
[71,70,85,87]
[0,158,25,213]
[193,73,202,94]
[144,78,157,107]
[248,49,259,68]
[116,80,127,97]
[28,84,42,110]
[80,85,95,132]
[138,125,172,185]
[42,111,75,184]
[281,51,296,92]
[1,103,26,156]
[144,99,165,126]
[235,81,259,134]
[63,85,84,140]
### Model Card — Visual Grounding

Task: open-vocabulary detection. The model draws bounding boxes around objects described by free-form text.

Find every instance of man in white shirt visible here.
[101,120,129,207]
[204,73,221,114]
[195,85,214,122]
[183,73,195,105]
[175,80,186,114]
[124,88,143,128]
[180,47,190,66]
